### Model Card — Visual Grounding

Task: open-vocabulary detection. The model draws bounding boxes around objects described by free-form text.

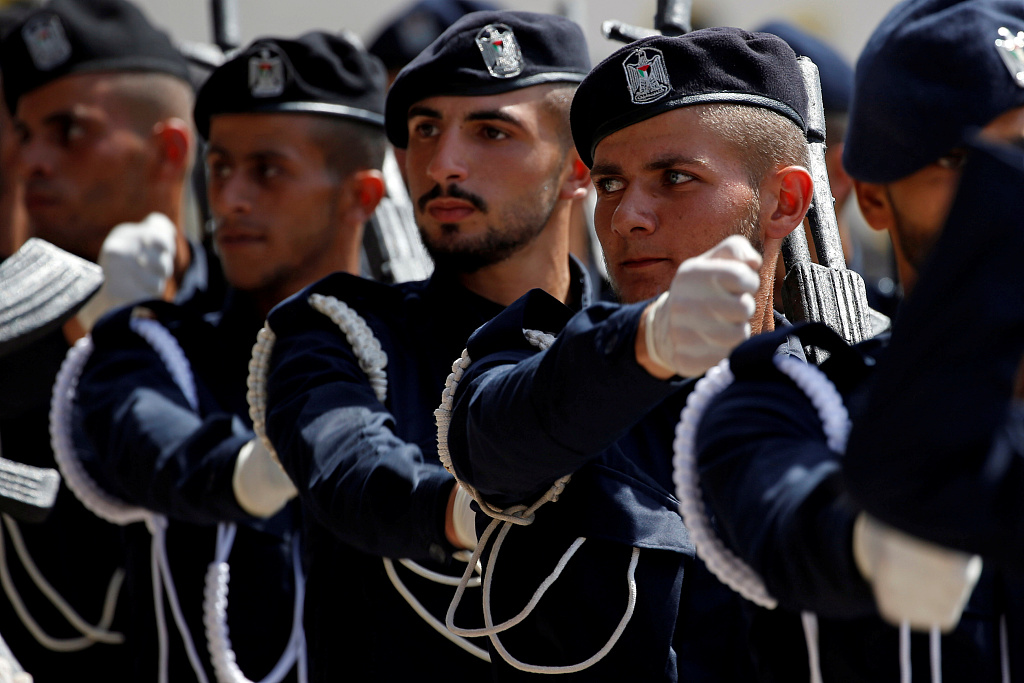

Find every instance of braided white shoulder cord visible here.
[49,316,210,683]
[244,294,489,662]
[672,353,941,683]
[204,523,307,683]
[435,329,641,674]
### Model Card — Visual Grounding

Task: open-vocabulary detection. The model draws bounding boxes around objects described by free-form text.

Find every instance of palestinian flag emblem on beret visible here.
[995,26,1024,88]
[475,23,523,79]
[623,47,671,105]
[249,47,286,98]
[23,14,71,72]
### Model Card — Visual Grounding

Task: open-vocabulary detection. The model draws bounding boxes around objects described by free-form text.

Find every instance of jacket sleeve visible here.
[693,351,876,618]
[448,290,686,507]
[75,310,253,525]
[842,140,1024,567]
[264,303,454,561]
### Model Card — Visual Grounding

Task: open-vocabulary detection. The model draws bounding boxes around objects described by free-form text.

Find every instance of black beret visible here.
[193,32,386,140]
[844,0,1024,183]
[368,0,497,73]
[385,10,590,148]
[757,21,853,114]
[570,28,809,168]
[0,0,190,114]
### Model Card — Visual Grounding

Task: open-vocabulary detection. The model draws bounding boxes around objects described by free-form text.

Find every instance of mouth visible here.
[215,225,265,248]
[619,257,672,270]
[425,199,477,223]
[23,191,58,212]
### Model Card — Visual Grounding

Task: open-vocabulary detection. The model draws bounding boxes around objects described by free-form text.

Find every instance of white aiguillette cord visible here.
[247,293,487,663]
[672,354,966,683]
[434,329,641,674]
[50,315,209,683]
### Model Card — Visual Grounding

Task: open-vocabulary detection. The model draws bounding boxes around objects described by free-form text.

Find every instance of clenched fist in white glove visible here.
[853,512,982,632]
[233,439,298,518]
[643,235,762,378]
[77,212,177,331]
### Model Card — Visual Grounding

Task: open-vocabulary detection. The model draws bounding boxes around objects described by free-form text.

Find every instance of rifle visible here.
[0,239,95,522]
[603,3,888,361]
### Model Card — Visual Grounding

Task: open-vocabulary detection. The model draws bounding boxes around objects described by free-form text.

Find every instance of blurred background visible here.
[131,0,895,69]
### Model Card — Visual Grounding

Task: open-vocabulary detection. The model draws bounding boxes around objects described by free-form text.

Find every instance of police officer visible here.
[258,11,592,681]
[0,1,215,678]
[687,0,1024,678]
[65,32,387,681]
[445,28,817,680]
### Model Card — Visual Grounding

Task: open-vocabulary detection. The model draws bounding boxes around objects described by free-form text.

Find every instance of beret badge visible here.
[248,47,286,98]
[995,26,1024,88]
[623,47,671,105]
[23,14,71,72]
[475,23,522,79]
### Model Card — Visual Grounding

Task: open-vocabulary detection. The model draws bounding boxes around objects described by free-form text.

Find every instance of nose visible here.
[425,130,469,186]
[17,135,54,180]
[209,171,252,218]
[609,184,657,238]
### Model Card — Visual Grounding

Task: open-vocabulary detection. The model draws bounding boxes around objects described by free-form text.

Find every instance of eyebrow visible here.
[591,153,708,177]
[205,144,291,162]
[406,104,524,129]
[408,105,441,120]
[464,109,524,128]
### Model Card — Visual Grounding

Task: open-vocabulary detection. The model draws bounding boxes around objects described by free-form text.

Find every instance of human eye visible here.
[255,161,282,182]
[665,169,694,186]
[481,125,508,141]
[58,117,85,146]
[593,176,626,194]
[412,121,439,139]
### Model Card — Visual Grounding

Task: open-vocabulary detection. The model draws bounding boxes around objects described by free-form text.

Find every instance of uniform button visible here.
[603,333,619,354]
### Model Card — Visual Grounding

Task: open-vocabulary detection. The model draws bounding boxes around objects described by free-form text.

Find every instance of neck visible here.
[457,204,572,307]
[753,243,782,335]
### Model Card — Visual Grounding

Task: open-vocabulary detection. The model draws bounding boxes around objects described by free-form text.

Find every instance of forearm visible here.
[449,300,683,504]
[696,378,875,616]
[77,348,253,524]
[266,331,454,560]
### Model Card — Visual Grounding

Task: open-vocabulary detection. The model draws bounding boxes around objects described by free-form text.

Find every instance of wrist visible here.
[636,294,674,379]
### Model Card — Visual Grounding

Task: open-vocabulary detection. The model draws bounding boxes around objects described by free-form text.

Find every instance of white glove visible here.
[853,512,982,632]
[233,439,297,518]
[450,486,478,550]
[645,235,761,377]
[77,212,176,331]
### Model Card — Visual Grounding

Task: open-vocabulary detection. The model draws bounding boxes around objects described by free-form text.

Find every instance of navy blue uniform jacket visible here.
[696,320,1015,680]
[75,291,296,682]
[843,140,1024,572]
[447,290,782,681]
[0,241,222,682]
[263,265,588,681]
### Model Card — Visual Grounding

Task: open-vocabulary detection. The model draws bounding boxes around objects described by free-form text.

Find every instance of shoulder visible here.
[266,273,425,334]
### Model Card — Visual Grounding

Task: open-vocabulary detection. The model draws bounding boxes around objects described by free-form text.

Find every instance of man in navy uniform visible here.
[687,0,1024,678]
[445,27,819,680]
[259,10,596,681]
[0,1,217,678]
[67,32,387,681]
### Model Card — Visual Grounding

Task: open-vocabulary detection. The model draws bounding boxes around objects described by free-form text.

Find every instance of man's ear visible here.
[559,153,591,201]
[347,169,386,222]
[150,118,191,177]
[763,165,813,240]
[853,180,895,233]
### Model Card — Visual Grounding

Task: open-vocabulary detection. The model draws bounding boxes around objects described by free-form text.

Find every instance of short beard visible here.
[417,180,562,274]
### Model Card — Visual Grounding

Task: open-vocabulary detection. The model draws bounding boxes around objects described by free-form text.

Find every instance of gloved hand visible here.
[77,212,177,331]
[448,485,478,550]
[853,512,982,632]
[644,235,761,378]
[232,439,297,518]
